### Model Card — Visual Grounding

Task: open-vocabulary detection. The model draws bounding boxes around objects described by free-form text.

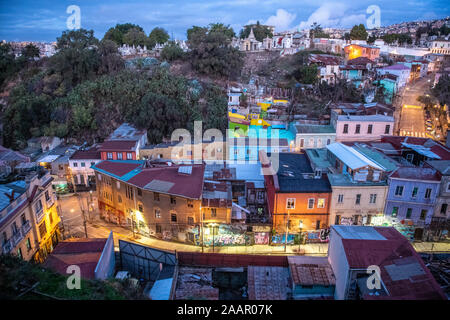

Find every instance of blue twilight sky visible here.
[0,0,449,42]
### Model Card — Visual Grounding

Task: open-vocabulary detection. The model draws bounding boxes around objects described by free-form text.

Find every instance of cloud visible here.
[296,2,366,30]
[264,9,296,31]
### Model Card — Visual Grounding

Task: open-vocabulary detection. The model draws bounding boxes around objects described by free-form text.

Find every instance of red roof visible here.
[126,164,205,199]
[99,140,137,152]
[381,135,450,160]
[43,238,107,279]
[390,166,441,181]
[70,148,101,160]
[347,57,375,65]
[95,160,142,177]
[341,227,446,300]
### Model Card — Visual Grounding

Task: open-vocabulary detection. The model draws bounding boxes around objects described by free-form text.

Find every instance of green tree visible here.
[149,27,170,46]
[349,24,368,40]
[239,21,272,42]
[123,28,150,47]
[210,23,236,40]
[21,44,40,60]
[291,64,318,84]
[160,41,185,61]
[187,24,243,79]
[310,23,329,39]
[0,43,19,87]
[97,40,124,75]
[103,23,145,45]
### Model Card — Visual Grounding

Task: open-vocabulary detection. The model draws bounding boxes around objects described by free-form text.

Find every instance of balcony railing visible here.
[22,220,31,235]
[12,230,24,247]
[2,240,12,254]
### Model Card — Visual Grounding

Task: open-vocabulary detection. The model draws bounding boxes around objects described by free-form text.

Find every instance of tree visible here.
[103,23,145,45]
[21,44,40,60]
[123,28,149,47]
[56,28,98,50]
[431,74,450,108]
[149,27,170,46]
[291,65,318,84]
[0,43,19,87]
[309,23,329,39]
[97,40,124,74]
[239,21,272,42]
[350,24,368,40]
[367,35,376,44]
[160,41,185,61]
[187,24,243,79]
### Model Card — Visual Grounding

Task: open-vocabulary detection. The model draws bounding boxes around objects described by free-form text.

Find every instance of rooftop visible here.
[70,147,101,160]
[294,124,335,134]
[381,64,411,71]
[327,142,384,171]
[389,166,441,181]
[333,226,447,300]
[247,266,289,300]
[99,140,138,152]
[347,57,375,65]
[107,123,147,141]
[276,153,331,193]
[288,256,336,287]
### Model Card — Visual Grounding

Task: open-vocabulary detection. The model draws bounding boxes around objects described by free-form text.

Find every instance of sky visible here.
[0,0,449,42]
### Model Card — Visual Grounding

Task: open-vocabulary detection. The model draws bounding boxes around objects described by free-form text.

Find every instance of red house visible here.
[99,140,139,161]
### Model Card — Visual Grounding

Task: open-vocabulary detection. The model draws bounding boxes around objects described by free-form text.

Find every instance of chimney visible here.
[446,130,450,148]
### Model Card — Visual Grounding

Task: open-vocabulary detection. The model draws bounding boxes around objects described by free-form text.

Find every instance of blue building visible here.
[384,167,441,229]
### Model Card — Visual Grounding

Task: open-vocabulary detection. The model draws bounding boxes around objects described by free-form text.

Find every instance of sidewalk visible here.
[83,215,450,256]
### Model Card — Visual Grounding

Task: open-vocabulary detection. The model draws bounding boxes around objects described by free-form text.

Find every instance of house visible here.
[384,167,441,239]
[308,54,341,84]
[92,160,234,245]
[430,39,450,55]
[0,168,60,263]
[262,152,332,243]
[347,56,375,70]
[68,146,102,189]
[290,124,335,151]
[344,44,380,61]
[288,256,336,300]
[43,232,115,280]
[325,142,399,226]
[328,225,446,300]
[228,137,289,162]
[0,145,30,176]
[100,123,148,160]
[377,64,411,88]
[330,103,395,142]
[27,136,62,153]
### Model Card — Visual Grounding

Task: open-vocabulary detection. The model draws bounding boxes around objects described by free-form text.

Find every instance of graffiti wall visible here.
[306,228,330,243]
[254,232,270,245]
[272,234,295,244]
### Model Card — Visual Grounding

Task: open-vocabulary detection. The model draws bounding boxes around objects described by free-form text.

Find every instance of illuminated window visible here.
[317,198,325,208]
[155,209,161,219]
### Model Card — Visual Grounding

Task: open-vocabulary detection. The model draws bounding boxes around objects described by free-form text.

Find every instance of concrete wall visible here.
[94,231,115,280]
[327,227,349,300]
[335,120,394,142]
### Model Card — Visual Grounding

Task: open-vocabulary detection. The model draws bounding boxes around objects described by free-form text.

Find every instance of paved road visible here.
[57,193,450,256]
[398,76,432,138]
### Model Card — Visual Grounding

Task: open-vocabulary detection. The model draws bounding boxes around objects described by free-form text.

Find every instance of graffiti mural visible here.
[254,232,270,245]
[272,234,295,244]
[306,229,330,243]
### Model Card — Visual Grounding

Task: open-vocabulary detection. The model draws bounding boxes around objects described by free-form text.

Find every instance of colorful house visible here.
[344,44,380,61]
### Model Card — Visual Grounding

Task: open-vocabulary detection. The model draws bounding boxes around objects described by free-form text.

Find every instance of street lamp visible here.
[298,220,303,254]
[209,223,219,253]
[284,209,290,253]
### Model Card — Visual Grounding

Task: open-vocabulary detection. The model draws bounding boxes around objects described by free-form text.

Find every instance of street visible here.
[398,76,431,138]
[57,192,450,256]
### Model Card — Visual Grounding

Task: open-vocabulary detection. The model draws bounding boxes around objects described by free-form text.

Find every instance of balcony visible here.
[12,230,24,247]
[2,239,12,254]
[22,220,31,235]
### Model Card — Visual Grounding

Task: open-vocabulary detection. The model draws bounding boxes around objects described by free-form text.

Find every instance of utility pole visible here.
[200,206,204,253]
[82,210,88,238]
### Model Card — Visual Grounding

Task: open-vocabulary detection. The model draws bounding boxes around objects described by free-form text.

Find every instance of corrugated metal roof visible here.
[326,143,384,170]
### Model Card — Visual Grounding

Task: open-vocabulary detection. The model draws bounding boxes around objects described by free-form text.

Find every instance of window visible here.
[17,248,23,260]
[154,192,160,201]
[420,209,427,220]
[45,190,50,201]
[300,139,304,148]
[138,204,144,213]
[117,153,123,160]
[424,188,432,199]
[355,124,361,134]
[411,187,418,198]
[317,198,325,208]
[137,189,142,197]
[107,153,113,160]
[441,203,448,214]
[211,208,217,217]
[355,194,361,205]
[73,162,78,167]
[126,186,134,200]
[35,200,43,214]
[286,198,295,209]
[367,124,373,134]
[26,238,31,251]
[116,181,121,189]
[308,198,315,209]
[171,213,177,222]
[395,186,404,196]
[187,200,194,208]
[155,209,161,219]
[39,222,47,238]
[447,183,450,192]
[170,197,176,205]
[21,214,26,225]
[392,207,398,217]
[156,224,162,233]
[343,124,349,134]
[406,208,412,219]
[384,124,390,134]
[337,194,344,203]
[127,153,133,160]
[81,162,85,167]
[118,195,122,203]
[369,194,377,204]
[316,220,321,230]
[315,169,322,178]
[49,211,53,225]
[335,215,341,225]
[188,217,194,225]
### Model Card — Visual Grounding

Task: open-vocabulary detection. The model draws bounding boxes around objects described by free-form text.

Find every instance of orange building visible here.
[344,44,380,61]
[262,152,332,237]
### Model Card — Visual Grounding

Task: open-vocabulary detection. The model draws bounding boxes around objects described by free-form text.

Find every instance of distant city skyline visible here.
[0,0,449,42]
